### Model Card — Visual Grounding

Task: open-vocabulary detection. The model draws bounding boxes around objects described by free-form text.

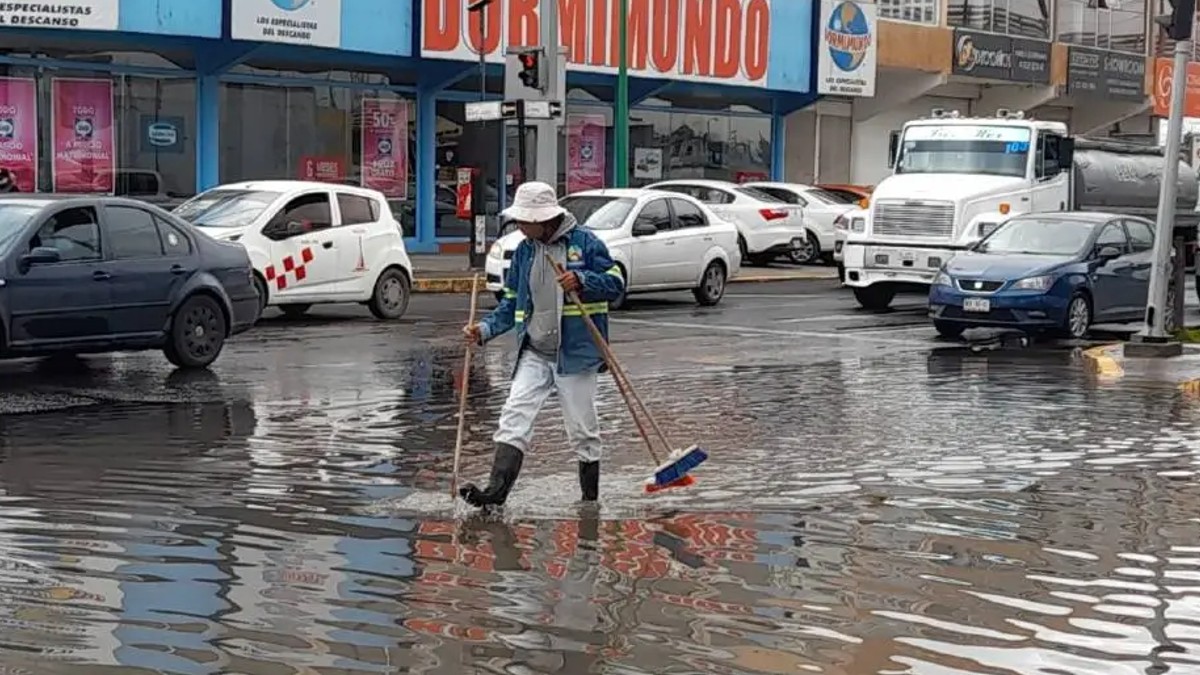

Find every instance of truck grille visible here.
[874,200,955,238]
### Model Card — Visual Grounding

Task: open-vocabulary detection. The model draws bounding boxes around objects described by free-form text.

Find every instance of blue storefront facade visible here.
[0,0,819,252]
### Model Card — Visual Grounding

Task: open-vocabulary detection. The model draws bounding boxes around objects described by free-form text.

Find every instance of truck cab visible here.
[842,110,1074,311]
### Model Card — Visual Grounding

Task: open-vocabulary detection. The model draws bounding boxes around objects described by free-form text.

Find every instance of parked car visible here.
[175,181,413,320]
[0,195,258,368]
[833,207,867,282]
[485,188,741,308]
[645,179,806,265]
[816,183,873,209]
[928,212,1158,339]
[744,182,860,264]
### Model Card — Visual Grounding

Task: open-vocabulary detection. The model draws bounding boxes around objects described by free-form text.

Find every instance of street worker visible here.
[461,181,625,509]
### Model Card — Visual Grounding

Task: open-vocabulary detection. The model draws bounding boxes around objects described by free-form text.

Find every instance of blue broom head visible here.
[651,445,708,486]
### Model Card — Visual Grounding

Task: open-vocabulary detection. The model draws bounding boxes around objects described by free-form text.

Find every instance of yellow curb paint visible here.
[1180,379,1200,396]
[1081,344,1124,379]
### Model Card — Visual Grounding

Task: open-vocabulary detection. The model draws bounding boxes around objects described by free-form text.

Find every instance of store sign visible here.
[567,114,606,193]
[51,78,115,194]
[421,0,813,91]
[0,78,38,193]
[1066,47,1145,101]
[1153,58,1200,118]
[0,1,118,30]
[231,0,341,48]
[361,98,409,199]
[816,0,876,96]
[299,155,344,182]
[951,29,1049,84]
[140,115,185,154]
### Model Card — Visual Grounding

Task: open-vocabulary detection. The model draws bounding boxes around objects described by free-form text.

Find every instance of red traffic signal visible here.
[516,49,543,91]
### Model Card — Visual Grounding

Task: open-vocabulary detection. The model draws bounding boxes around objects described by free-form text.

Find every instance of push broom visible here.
[548,255,707,493]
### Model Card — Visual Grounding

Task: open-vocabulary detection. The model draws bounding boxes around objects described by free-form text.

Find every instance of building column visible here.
[413,85,438,253]
[196,75,220,192]
[770,102,786,181]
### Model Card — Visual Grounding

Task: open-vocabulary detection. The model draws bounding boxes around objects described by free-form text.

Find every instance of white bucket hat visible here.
[500,181,566,224]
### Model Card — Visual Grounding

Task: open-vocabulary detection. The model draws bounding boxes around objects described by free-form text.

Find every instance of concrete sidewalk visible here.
[410,254,838,292]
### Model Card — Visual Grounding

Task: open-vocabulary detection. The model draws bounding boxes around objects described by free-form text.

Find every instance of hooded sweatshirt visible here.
[525,213,578,359]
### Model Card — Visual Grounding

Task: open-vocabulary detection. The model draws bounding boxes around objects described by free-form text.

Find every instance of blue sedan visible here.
[928,212,1156,339]
[0,195,259,368]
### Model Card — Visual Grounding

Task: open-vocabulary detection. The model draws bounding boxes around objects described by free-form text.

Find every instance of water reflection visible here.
[1,349,1200,672]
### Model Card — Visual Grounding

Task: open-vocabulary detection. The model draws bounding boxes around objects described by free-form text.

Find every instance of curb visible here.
[412,270,836,293]
[1081,344,1124,379]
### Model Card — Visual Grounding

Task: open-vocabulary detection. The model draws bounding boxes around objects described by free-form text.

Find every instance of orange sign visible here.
[1153,57,1200,118]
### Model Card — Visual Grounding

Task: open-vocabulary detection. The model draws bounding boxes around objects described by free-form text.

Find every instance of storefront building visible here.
[788,0,1155,187]
[0,0,818,253]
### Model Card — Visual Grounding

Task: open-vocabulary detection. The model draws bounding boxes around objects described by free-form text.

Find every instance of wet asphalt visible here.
[4,278,1200,674]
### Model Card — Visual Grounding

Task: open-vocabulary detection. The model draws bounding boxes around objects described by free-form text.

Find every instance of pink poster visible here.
[567,114,606,193]
[361,98,408,198]
[52,78,115,194]
[0,78,37,193]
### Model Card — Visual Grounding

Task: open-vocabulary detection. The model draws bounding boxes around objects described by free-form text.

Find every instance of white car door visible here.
[665,197,714,283]
[261,191,342,300]
[332,191,384,296]
[628,198,677,287]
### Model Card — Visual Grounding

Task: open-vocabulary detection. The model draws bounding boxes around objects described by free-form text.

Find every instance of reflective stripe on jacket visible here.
[480,228,625,375]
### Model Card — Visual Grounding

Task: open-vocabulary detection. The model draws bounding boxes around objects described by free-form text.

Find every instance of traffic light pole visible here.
[1139,38,1190,347]
[533,0,559,187]
[614,0,629,187]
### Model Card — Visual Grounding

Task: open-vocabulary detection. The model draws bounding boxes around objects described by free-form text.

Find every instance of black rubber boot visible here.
[459,443,524,508]
[578,461,599,502]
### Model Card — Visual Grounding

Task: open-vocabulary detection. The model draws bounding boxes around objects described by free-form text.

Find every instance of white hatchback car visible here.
[175,181,414,320]
[645,179,806,264]
[744,182,861,264]
[485,188,741,308]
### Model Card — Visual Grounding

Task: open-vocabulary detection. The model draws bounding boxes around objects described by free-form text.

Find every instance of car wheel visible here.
[369,267,411,320]
[164,294,227,369]
[280,303,311,318]
[693,261,727,306]
[609,264,628,311]
[787,233,820,265]
[853,284,895,312]
[934,320,965,339]
[253,274,269,320]
[1062,292,1092,339]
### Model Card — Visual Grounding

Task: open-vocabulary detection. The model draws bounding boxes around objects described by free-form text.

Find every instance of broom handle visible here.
[451,274,481,500]
[547,256,675,458]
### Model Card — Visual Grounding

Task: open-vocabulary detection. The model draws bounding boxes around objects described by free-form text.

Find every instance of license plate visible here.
[963,297,991,313]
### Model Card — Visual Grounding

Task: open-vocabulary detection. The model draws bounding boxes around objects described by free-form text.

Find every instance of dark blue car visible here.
[928,212,1156,339]
[0,195,259,368]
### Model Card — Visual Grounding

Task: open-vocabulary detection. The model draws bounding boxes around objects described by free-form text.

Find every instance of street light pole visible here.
[1141,38,1190,343]
[614,0,629,188]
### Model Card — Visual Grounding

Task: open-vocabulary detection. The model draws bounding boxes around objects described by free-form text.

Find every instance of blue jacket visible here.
[480,227,625,374]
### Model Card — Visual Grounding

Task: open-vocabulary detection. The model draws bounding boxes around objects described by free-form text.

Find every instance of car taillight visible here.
[759,208,789,221]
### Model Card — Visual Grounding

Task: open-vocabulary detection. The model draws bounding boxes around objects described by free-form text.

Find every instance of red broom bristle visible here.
[644,474,695,494]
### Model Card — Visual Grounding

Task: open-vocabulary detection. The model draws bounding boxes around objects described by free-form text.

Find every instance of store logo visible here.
[955,34,1011,72]
[0,118,14,140]
[825,1,872,72]
[377,137,393,157]
[147,122,178,147]
[271,0,312,9]
[580,141,594,162]
[74,117,94,140]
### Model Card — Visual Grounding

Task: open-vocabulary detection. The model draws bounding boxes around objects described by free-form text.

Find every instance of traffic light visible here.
[1156,0,1195,41]
[516,49,544,92]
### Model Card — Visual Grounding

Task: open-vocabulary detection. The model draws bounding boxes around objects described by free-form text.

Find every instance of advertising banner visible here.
[52,78,115,194]
[816,0,876,96]
[299,155,345,182]
[360,98,409,198]
[1153,58,1200,118]
[566,114,606,193]
[0,1,118,30]
[231,0,341,48]
[0,78,38,193]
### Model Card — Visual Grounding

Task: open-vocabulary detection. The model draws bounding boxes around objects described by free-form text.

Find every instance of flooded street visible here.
[2,282,1200,674]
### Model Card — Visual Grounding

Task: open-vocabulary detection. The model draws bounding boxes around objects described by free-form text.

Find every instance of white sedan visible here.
[645,179,806,265]
[176,180,414,320]
[485,188,741,308]
[744,182,861,264]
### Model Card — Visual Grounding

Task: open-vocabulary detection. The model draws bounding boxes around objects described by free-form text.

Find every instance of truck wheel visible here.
[853,285,895,312]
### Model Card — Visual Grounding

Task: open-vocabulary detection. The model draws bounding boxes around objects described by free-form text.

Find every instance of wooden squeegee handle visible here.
[450,274,481,500]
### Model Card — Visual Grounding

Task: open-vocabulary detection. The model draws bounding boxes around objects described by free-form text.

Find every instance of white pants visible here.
[494,351,602,462]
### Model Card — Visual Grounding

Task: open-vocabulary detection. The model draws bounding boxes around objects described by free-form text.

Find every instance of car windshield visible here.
[976,217,1095,256]
[896,124,1030,178]
[173,189,280,228]
[734,186,787,203]
[0,204,41,255]
[560,196,636,230]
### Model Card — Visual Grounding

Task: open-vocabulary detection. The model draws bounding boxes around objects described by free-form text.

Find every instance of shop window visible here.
[427,100,502,238]
[948,0,1050,38]
[878,0,939,23]
[624,108,771,188]
[116,76,197,204]
[1061,0,1146,53]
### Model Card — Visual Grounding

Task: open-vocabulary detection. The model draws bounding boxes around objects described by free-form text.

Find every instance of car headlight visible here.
[488,242,504,260]
[851,217,865,233]
[934,271,953,286]
[1012,275,1055,291]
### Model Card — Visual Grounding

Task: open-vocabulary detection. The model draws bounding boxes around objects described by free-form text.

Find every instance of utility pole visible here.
[533,0,560,187]
[614,0,629,187]
[1133,0,1193,357]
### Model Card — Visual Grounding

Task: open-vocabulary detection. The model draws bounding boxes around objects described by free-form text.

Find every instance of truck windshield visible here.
[896,125,1030,178]
[976,217,1094,256]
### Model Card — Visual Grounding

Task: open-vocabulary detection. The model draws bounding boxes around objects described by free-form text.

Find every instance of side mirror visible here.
[887,130,900,169]
[1096,245,1122,262]
[632,222,658,237]
[20,246,60,271]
